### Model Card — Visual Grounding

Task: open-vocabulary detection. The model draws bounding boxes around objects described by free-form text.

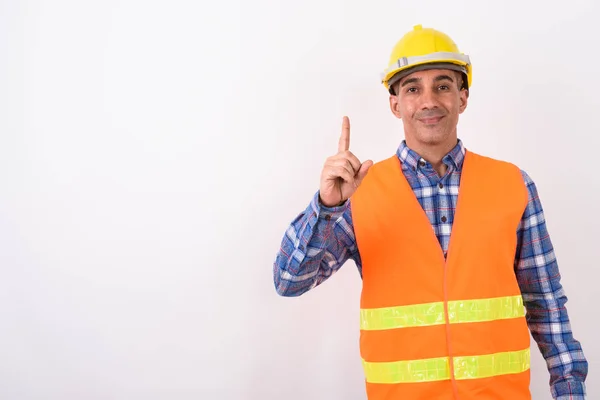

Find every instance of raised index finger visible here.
[338,116,350,153]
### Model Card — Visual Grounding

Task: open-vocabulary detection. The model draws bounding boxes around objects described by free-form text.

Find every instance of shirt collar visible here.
[396,139,466,171]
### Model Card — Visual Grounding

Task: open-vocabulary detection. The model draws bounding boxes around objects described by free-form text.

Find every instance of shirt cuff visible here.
[553,380,586,400]
[311,191,349,219]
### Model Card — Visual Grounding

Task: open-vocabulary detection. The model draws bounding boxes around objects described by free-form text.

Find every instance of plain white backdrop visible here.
[0,0,597,399]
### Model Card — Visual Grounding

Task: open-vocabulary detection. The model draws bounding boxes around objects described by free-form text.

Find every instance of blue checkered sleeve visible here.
[515,170,588,400]
[273,191,360,297]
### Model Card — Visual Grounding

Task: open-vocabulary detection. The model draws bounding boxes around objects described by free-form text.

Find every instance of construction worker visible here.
[272,25,588,399]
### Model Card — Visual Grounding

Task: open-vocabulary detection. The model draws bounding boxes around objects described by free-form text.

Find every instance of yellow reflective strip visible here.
[454,348,530,380]
[360,295,524,331]
[448,295,525,324]
[363,348,530,384]
[360,302,445,330]
[363,356,450,384]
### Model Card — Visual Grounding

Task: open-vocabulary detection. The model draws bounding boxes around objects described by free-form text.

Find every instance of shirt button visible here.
[419,160,426,167]
[325,215,331,221]
[441,216,447,223]
[438,182,444,189]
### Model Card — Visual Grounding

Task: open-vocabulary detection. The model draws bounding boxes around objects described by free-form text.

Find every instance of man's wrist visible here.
[312,191,348,217]
[318,195,346,208]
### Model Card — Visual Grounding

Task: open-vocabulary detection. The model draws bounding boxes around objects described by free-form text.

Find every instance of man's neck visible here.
[406,138,458,177]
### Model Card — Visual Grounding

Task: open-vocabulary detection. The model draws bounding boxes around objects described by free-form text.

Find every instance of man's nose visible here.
[420,88,440,110]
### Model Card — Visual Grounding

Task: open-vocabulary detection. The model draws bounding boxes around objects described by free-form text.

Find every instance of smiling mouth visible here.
[419,116,444,124]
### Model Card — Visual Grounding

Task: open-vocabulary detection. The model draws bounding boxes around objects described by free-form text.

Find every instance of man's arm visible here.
[273,192,360,297]
[515,170,588,400]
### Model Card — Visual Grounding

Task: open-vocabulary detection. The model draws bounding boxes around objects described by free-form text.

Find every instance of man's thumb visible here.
[356,160,373,183]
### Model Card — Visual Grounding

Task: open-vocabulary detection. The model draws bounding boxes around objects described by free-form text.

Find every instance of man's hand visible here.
[319,116,373,207]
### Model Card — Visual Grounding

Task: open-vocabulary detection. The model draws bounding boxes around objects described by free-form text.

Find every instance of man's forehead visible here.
[402,68,457,79]
[398,68,458,84]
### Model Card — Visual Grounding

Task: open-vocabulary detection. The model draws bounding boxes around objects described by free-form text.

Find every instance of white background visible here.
[0,0,597,399]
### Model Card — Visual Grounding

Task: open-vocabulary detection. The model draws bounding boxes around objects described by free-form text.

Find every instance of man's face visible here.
[389,68,468,147]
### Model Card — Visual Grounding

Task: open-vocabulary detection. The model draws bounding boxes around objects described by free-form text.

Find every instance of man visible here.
[273,24,587,400]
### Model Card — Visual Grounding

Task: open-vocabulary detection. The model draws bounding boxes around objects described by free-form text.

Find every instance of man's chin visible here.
[417,131,451,145]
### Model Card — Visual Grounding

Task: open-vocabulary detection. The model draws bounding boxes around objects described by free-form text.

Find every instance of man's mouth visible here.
[418,116,444,124]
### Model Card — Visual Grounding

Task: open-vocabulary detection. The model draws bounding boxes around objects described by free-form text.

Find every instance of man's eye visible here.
[407,87,418,93]
[439,85,450,90]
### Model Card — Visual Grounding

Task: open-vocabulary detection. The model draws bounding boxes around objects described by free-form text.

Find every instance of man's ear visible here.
[458,88,468,114]
[389,94,402,119]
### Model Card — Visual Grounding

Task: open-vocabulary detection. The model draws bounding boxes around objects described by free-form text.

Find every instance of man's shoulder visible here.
[467,149,518,168]
[466,150,533,185]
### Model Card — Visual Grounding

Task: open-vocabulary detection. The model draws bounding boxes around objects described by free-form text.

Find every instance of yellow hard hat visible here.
[382,25,471,94]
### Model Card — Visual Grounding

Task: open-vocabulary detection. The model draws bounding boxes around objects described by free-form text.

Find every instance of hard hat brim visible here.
[381,51,471,90]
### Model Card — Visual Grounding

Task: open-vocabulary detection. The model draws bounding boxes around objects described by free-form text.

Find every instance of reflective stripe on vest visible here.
[360,294,525,330]
[362,348,530,384]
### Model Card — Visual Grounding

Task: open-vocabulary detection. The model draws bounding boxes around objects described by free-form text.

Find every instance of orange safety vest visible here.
[351,150,532,400]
